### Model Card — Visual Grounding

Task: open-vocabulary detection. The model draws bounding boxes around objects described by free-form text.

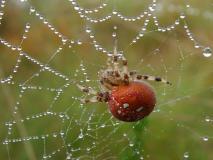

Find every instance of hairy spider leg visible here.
[120,56,130,83]
[111,39,130,83]
[121,56,128,74]
[131,74,172,85]
[76,84,97,95]
[81,96,100,103]
[77,84,110,103]
[78,85,99,103]
[112,39,120,71]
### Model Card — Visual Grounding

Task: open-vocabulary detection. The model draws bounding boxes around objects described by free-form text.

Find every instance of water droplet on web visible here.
[183,152,189,159]
[202,47,212,57]
[186,4,190,8]
[112,11,117,15]
[78,130,84,139]
[202,136,209,142]
[86,27,91,33]
[77,40,82,45]
[149,6,155,12]
[66,154,71,160]
[113,26,117,30]
[180,13,186,19]
[205,116,211,122]
[112,32,116,37]
[53,133,57,138]
[101,124,105,128]
[194,44,200,49]
[129,142,134,147]
[140,156,144,160]
[74,6,80,11]
[30,7,35,13]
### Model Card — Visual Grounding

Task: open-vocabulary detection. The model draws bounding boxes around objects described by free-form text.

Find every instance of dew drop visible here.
[149,6,155,12]
[74,6,80,11]
[112,11,117,15]
[112,32,116,37]
[77,40,82,45]
[30,7,35,13]
[85,27,91,33]
[205,117,211,122]
[129,142,134,147]
[203,47,212,57]
[202,136,209,142]
[78,133,83,139]
[101,124,105,128]
[113,26,117,30]
[183,152,189,159]
[180,13,186,19]
[194,44,200,49]
[186,4,190,8]
[78,130,84,139]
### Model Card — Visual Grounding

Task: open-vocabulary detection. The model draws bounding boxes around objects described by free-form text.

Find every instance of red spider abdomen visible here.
[108,81,156,122]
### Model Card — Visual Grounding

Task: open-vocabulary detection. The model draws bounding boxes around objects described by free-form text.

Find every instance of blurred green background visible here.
[0,0,213,160]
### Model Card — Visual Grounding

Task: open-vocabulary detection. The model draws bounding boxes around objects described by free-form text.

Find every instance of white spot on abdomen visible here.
[123,103,129,109]
[136,107,143,112]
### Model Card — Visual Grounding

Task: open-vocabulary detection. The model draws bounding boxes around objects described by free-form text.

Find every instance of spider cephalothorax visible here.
[77,42,171,122]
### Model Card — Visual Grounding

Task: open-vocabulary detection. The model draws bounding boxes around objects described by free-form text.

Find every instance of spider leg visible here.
[121,57,128,74]
[133,74,172,85]
[80,96,99,103]
[120,56,131,84]
[80,92,110,104]
[110,39,120,71]
[106,40,119,71]
[76,84,97,95]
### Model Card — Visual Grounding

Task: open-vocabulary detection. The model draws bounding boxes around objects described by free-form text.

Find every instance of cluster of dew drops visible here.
[81,0,213,58]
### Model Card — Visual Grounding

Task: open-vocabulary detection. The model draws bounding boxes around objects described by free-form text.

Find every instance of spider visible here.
[77,42,171,122]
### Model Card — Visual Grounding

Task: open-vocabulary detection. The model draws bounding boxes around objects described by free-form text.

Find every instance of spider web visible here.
[0,0,212,159]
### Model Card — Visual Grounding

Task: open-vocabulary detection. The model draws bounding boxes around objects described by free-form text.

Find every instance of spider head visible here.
[99,68,130,90]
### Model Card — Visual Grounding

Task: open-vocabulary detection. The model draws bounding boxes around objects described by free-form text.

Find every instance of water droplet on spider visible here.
[183,152,189,159]
[203,47,212,57]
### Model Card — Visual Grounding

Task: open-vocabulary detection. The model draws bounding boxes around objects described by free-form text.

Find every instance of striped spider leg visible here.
[77,84,110,104]
[106,40,172,86]
[128,71,172,85]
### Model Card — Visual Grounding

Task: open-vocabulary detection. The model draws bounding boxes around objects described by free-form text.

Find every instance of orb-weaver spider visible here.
[77,41,171,122]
